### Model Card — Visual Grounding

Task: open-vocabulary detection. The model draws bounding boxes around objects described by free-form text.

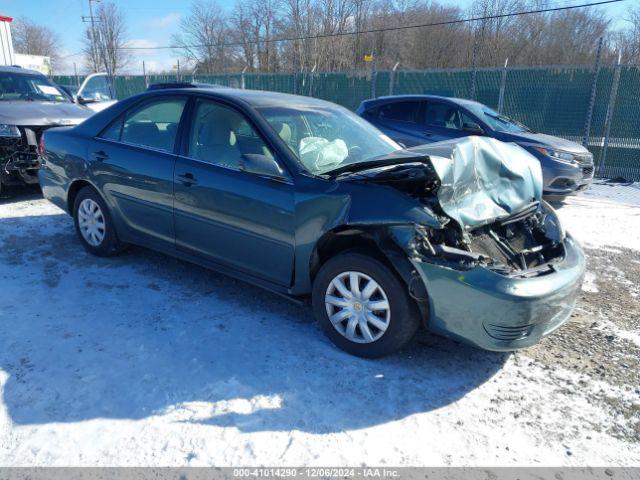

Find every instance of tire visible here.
[73,186,126,256]
[312,252,420,358]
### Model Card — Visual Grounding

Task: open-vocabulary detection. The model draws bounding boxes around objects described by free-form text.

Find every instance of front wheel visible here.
[312,253,420,358]
[73,186,126,256]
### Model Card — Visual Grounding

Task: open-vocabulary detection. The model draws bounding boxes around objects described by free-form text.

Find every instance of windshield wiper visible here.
[335,162,428,180]
[325,152,430,177]
[486,112,531,132]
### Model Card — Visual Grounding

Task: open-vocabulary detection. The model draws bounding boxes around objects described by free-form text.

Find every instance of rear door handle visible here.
[177,172,198,186]
[423,132,433,137]
[91,150,109,162]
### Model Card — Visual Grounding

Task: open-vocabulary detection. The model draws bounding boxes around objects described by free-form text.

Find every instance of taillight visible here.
[37,135,45,156]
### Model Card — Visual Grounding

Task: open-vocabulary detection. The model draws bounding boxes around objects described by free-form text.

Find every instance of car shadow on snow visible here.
[0,185,43,205]
[0,211,509,434]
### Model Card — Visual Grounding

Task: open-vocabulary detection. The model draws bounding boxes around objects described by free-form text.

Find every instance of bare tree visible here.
[12,18,61,70]
[165,0,621,74]
[172,1,234,74]
[612,5,640,63]
[83,2,130,74]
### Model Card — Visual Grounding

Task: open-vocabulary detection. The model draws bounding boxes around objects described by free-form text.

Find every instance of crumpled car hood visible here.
[411,136,543,230]
[0,101,93,126]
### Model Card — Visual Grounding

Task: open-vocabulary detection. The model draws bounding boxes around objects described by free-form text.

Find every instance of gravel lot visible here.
[0,184,638,466]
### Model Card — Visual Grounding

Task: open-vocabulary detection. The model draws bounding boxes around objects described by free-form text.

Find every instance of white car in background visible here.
[58,73,117,113]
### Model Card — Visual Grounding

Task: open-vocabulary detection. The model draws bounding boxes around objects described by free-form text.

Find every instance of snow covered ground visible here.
[0,185,638,466]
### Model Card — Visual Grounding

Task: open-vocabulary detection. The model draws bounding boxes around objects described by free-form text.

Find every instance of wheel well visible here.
[310,227,392,281]
[67,180,93,214]
[310,226,430,327]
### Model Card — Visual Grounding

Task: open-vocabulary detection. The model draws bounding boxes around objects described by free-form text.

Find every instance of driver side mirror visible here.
[77,93,100,105]
[463,122,484,135]
[239,154,287,181]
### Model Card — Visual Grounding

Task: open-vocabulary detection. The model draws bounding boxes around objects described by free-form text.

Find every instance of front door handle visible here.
[91,150,109,162]
[423,132,433,137]
[177,172,198,186]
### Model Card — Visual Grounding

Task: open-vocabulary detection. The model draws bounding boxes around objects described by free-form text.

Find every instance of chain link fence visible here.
[53,64,640,181]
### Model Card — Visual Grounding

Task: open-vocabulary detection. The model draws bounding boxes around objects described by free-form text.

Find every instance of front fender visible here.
[290,179,443,295]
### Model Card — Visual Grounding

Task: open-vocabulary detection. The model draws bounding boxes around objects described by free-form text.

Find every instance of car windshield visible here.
[466,103,531,133]
[0,71,70,103]
[257,104,401,175]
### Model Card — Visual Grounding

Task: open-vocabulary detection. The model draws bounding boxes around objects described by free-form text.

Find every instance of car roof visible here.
[152,86,343,109]
[362,94,485,109]
[0,65,43,76]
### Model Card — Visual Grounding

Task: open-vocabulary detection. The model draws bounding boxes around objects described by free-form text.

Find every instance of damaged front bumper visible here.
[411,235,584,351]
[0,127,45,186]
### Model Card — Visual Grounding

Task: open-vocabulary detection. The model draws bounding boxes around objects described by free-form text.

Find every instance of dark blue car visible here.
[356,95,594,200]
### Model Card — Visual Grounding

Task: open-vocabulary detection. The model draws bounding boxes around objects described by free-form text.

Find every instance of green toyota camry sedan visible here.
[38,84,585,358]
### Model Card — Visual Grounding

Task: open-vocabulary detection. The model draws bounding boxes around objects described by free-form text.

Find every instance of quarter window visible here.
[100,115,123,141]
[119,98,186,152]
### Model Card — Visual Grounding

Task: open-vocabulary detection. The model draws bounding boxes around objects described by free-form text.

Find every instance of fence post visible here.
[498,58,508,113]
[370,47,378,99]
[309,64,317,97]
[241,66,247,89]
[73,63,79,87]
[469,28,481,99]
[389,61,400,96]
[142,61,147,88]
[582,36,603,149]
[598,53,622,177]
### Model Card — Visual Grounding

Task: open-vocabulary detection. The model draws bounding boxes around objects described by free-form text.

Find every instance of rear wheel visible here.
[312,253,420,358]
[73,186,125,256]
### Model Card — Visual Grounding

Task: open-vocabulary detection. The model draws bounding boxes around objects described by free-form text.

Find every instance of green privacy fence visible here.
[53,65,640,181]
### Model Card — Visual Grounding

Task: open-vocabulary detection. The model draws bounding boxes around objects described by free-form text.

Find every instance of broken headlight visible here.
[0,124,21,138]
[541,200,565,242]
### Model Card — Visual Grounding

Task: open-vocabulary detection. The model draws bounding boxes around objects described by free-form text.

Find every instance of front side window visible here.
[423,102,465,130]
[188,99,274,169]
[117,98,186,152]
[378,101,420,123]
[257,104,401,175]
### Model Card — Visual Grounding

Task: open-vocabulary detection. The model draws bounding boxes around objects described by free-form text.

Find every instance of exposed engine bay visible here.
[416,203,566,277]
[339,137,566,277]
[0,126,45,187]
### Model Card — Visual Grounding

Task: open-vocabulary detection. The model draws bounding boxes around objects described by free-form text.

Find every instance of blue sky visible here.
[0,0,634,74]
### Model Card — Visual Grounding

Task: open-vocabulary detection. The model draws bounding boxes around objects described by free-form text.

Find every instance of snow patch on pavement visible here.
[557,195,640,251]
[0,186,639,466]
[581,272,599,293]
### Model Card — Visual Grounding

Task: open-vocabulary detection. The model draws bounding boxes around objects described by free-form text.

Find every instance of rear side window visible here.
[100,98,186,152]
[378,101,420,123]
[121,99,186,152]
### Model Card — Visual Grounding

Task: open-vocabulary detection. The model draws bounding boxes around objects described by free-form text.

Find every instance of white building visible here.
[0,15,15,65]
[0,15,52,75]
